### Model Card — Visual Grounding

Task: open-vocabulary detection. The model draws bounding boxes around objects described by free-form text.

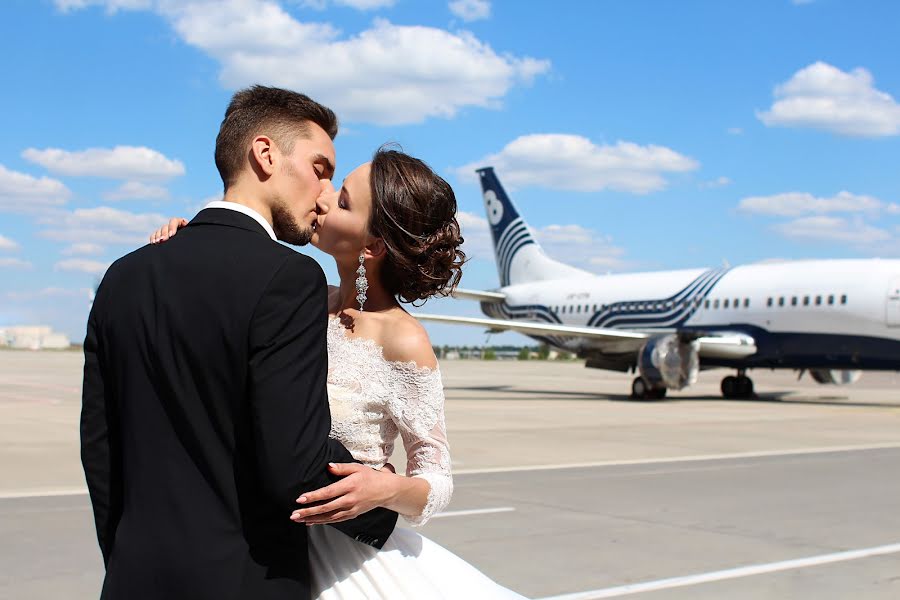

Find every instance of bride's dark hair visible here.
[368,146,466,304]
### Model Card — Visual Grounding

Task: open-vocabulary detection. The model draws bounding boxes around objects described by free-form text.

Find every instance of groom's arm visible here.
[248,254,397,546]
[80,281,123,567]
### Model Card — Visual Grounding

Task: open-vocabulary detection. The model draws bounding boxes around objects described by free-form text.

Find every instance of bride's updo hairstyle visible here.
[369,147,466,304]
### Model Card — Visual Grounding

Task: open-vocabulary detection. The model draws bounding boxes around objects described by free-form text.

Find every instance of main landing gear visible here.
[631,377,667,400]
[721,370,755,399]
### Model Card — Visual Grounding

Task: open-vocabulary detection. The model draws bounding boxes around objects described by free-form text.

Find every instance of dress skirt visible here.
[309,524,527,599]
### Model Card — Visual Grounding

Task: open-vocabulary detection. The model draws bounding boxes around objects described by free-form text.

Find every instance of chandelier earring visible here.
[355,252,368,311]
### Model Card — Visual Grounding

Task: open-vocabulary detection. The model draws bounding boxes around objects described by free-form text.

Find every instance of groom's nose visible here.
[315,193,329,214]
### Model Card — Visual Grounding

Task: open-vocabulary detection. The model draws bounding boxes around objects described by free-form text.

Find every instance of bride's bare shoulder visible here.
[379,311,437,370]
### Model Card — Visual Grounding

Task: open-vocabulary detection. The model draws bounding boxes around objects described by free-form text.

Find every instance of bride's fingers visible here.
[296,481,349,506]
[301,510,354,525]
[290,497,347,521]
[167,217,183,237]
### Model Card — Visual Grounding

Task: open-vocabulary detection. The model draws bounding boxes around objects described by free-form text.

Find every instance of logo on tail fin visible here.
[477,167,540,286]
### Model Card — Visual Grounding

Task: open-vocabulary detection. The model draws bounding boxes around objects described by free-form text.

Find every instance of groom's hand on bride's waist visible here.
[290,462,397,525]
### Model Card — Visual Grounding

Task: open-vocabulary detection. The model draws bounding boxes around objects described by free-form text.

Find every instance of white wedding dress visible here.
[309,316,526,600]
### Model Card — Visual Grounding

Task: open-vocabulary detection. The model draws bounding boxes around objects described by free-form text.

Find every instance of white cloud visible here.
[62,243,106,256]
[449,0,490,22]
[738,191,888,217]
[456,210,491,259]
[298,0,395,9]
[54,0,153,12]
[39,206,167,245]
[757,62,900,137]
[103,180,171,201]
[0,257,32,269]
[0,235,19,251]
[58,0,549,126]
[452,212,631,271]
[457,134,699,194]
[535,224,629,271]
[55,258,111,275]
[0,164,71,214]
[773,216,890,244]
[700,176,732,189]
[22,146,185,181]
[3,287,91,301]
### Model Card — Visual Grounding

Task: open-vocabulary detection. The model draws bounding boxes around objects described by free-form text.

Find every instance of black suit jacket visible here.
[81,208,397,600]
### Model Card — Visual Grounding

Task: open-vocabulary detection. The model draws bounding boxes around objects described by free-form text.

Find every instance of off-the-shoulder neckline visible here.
[327,315,439,375]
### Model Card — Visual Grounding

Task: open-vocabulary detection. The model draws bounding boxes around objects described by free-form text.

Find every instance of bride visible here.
[150,147,527,599]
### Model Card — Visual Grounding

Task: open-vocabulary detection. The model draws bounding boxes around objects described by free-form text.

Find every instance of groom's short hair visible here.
[215,85,338,189]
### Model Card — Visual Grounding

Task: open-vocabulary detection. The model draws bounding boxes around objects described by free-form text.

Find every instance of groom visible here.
[81,86,397,599]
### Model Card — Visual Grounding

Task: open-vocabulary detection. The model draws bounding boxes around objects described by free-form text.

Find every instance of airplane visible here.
[416,167,900,400]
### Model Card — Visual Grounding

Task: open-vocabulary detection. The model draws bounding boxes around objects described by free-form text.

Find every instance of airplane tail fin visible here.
[477,167,590,286]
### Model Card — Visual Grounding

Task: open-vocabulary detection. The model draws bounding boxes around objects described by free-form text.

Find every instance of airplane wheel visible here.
[651,387,667,400]
[631,377,649,399]
[721,375,737,398]
[736,376,754,399]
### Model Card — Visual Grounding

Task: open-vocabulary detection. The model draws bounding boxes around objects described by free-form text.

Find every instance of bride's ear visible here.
[365,238,387,260]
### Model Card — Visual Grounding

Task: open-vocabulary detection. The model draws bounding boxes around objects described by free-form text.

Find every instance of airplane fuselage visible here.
[483,258,900,371]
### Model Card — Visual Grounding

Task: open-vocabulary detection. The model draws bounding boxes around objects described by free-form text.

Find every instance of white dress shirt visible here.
[204,200,277,241]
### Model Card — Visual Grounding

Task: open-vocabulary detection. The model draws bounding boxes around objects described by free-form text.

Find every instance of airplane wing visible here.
[414,313,646,343]
[414,313,757,359]
[449,288,506,303]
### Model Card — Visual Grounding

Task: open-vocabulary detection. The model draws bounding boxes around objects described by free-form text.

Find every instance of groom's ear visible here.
[366,238,387,260]
[250,135,276,177]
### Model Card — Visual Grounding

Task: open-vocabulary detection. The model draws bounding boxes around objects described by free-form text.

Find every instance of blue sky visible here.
[1,0,899,345]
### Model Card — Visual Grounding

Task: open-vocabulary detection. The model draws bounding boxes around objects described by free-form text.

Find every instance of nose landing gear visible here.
[721,370,755,399]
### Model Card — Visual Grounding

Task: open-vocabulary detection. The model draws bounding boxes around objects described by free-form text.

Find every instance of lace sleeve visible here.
[386,364,452,527]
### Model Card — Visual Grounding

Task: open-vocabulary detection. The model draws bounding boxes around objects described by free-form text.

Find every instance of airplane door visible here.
[888,278,900,327]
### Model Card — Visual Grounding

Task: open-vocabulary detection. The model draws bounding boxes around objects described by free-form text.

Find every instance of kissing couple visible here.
[82,85,527,599]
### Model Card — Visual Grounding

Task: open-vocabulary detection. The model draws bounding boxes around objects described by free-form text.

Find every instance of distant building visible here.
[0,326,71,350]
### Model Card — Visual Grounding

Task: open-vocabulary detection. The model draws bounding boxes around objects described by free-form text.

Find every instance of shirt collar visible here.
[204,200,277,241]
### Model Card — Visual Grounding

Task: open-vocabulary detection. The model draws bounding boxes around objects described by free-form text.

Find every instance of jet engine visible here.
[637,334,700,392]
[809,369,863,385]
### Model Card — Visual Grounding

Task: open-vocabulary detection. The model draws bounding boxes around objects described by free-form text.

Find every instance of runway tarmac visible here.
[1,350,899,598]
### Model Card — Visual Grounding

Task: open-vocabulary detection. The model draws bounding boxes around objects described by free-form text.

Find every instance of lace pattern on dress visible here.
[326,317,453,526]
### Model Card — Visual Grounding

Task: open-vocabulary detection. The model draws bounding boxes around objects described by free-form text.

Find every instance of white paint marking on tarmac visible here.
[453,442,900,475]
[432,507,515,519]
[536,542,900,599]
[0,488,88,500]
[5,442,900,500]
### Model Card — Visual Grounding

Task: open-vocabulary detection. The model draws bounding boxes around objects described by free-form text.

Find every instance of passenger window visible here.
[723,299,730,308]
[744,298,750,308]
[733,298,739,308]
[778,297,785,307]
[803,296,810,306]
[815,295,822,306]
[576,305,581,313]
[705,299,710,309]
[713,299,720,309]
[791,296,798,306]
[840,294,847,305]
[828,295,834,305]
[767,297,773,307]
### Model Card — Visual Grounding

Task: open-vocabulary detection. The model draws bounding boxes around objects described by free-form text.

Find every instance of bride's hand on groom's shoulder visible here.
[290,462,397,525]
[149,217,188,244]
